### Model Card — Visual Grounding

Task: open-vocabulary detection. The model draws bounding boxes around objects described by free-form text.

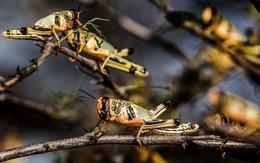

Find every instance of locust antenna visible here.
[79,1,100,14]
[78,89,98,101]
[78,3,82,11]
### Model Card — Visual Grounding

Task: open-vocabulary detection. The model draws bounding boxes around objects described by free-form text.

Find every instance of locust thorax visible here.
[67,9,80,29]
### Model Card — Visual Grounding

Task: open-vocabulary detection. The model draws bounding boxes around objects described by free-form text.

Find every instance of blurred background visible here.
[0,0,260,162]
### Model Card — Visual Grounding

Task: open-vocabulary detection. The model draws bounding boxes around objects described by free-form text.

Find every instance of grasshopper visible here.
[2,9,85,46]
[201,7,260,65]
[33,9,84,46]
[67,29,149,77]
[96,97,180,146]
[79,90,199,146]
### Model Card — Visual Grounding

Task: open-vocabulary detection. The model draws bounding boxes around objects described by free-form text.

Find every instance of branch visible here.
[0,93,79,124]
[0,40,127,98]
[0,42,53,92]
[55,46,128,98]
[0,133,257,162]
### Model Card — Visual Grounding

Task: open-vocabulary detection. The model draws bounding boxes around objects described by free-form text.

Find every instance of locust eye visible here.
[98,97,110,121]
[69,9,79,20]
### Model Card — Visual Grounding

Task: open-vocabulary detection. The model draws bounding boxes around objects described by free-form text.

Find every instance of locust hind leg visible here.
[136,123,145,147]
[51,28,62,47]
[104,56,148,77]
[117,48,134,57]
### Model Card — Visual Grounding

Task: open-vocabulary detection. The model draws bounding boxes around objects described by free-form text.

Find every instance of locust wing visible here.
[131,100,171,120]
[35,14,56,29]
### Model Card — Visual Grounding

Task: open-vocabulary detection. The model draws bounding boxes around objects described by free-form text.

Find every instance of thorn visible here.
[29,58,38,64]
[83,128,89,133]
[182,142,188,149]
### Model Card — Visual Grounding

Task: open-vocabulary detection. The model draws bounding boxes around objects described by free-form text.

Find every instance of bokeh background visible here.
[0,0,259,162]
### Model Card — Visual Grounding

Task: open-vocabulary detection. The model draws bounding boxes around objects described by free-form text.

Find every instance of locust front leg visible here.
[94,119,107,138]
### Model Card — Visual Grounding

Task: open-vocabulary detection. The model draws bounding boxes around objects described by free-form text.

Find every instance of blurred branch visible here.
[77,0,193,67]
[0,42,53,92]
[0,133,258,162]
[0,93,78,124]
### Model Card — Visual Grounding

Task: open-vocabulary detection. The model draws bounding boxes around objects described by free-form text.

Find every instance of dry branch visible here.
[0,40,127,98]
[0,133,258,162]
[0,42,53,92]
[0,93,78,124]
[55,46,127,98]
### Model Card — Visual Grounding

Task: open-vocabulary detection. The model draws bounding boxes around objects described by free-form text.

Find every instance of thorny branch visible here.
[0,133,258,162]
[55,45,127,98]
[0,42,53,92]
[0,41,127,98]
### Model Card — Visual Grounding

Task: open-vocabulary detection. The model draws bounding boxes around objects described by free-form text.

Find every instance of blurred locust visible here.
[202,6,260,65]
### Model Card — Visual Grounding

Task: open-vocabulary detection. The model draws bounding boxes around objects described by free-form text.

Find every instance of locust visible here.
[33,9,85,46]
[79,90,199,146]
[67,29,149,77]
[2,8,85,46]
[201,6,260,66]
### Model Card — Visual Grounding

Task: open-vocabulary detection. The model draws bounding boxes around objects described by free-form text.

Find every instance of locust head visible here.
[97,97,110,121]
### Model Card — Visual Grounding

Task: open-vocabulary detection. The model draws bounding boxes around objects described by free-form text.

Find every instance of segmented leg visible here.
[136,123,145,146]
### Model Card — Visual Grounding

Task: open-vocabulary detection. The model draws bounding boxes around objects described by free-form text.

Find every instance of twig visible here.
[0,134,257,162]
[0,42,53,92]
[55,46,127,98]
[55,46,99,72]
